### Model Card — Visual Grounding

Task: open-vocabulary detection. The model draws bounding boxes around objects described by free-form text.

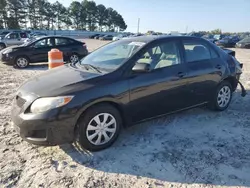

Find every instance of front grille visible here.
[16,95,26,107]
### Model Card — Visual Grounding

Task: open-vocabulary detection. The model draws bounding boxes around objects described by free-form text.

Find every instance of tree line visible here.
[191,29,249,36]
[0,0,127,32]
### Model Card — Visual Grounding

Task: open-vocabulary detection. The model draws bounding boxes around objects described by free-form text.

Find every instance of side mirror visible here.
[132,63,151,73]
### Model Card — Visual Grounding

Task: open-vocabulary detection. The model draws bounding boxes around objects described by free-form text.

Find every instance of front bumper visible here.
[11,93,76,146]
[0,53,15,64]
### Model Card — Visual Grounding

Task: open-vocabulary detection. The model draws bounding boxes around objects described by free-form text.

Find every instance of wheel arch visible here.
[222,76,238,91]
[15,55,31,62]
[73,100,126,135]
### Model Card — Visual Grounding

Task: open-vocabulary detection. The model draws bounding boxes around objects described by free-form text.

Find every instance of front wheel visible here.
[76,104,122,151]
[15,56,30,68]
[209,81,232,111]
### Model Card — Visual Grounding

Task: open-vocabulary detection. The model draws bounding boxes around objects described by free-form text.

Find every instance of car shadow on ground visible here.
[60,89,250,187]
[24,63,48,71]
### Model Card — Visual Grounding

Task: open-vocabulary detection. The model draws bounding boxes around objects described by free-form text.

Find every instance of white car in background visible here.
[113,34,129,41]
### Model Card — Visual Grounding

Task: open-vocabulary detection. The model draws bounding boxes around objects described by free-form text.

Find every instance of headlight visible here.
[30,96,74,113]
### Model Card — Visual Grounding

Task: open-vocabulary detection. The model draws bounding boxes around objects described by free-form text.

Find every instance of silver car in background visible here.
[0,32,30,50]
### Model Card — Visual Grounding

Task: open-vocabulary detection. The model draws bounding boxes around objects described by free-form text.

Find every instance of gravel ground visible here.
[1,40,250,188]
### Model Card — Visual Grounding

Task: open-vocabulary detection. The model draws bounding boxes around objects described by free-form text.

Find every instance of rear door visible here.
[181,38,223,105]
[54,37,78,60]
[30,37,55,62]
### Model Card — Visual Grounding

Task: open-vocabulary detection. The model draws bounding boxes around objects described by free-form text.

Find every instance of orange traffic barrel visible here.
[48,49,64,69]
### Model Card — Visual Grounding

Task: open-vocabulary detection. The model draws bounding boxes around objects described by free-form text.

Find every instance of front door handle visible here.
[215,65,222,69]
[177,72,185,78]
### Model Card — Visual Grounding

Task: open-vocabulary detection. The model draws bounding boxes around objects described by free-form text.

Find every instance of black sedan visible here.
[215,36,240,48]
[202,34,217,43]
[236,37,250,48]
[0,36,88,68]
[99,35,114,40]
[89,34,100,39]
[11,36,245,151]
[94,34,105,39]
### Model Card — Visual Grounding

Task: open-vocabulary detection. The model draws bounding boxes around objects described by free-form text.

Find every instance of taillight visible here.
[227,56,235,68]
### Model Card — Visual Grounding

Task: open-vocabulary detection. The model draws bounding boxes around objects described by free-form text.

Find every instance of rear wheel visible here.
[209,81,232,111]
[69,54,79,63]
[76,104,122,151]
[15,56,29,68]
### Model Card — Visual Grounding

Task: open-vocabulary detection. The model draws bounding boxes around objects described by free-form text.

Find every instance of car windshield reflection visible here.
[79,40,145,72]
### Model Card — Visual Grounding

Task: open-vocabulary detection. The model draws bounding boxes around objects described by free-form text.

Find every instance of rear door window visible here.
[55,38,74,46]
[183,39,218,62]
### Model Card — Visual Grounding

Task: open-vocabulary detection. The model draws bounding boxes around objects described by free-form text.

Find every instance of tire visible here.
[15,56,30,68]
[69,53,79,63]
[209,81,232,111]
[76,104,122,151]
[0,43,6,50]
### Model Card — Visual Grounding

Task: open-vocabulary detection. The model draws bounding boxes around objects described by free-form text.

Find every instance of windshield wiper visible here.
[84,64,102,73]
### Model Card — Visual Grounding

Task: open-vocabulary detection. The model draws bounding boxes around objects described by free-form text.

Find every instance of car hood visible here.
[1,45,26,54]
[18,64,102,97]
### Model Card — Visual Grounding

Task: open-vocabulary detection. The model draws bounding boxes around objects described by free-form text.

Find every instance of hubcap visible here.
[70,55,79,63]
[217,86,231,108]
[86,113,117,145]
[16,57,28,68]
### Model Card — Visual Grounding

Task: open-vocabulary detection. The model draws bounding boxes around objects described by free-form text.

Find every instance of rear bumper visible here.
[82,48,89,56]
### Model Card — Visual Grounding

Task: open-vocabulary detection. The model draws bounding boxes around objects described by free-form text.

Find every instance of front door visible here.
[128,40,190,123]
[181,38,223,105]
[30,38,55,62]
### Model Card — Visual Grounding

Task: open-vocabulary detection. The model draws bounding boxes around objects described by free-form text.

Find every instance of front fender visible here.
[73,96,127,127]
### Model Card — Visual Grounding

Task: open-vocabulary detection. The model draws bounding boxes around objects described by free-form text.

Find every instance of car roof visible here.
[121,35,205,43]
[37,36,77,40]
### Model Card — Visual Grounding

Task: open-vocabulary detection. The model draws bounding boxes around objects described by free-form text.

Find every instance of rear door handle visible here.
[177,72,185,78]
[215,65,222,69]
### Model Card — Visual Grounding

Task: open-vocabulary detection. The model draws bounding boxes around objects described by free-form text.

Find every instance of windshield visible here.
[79,40,145,72]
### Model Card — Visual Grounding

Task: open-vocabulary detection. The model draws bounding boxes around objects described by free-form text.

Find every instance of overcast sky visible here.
[49,0,250,33]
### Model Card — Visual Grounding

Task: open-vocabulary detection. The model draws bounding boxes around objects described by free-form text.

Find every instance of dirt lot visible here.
[1,39,250,188]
